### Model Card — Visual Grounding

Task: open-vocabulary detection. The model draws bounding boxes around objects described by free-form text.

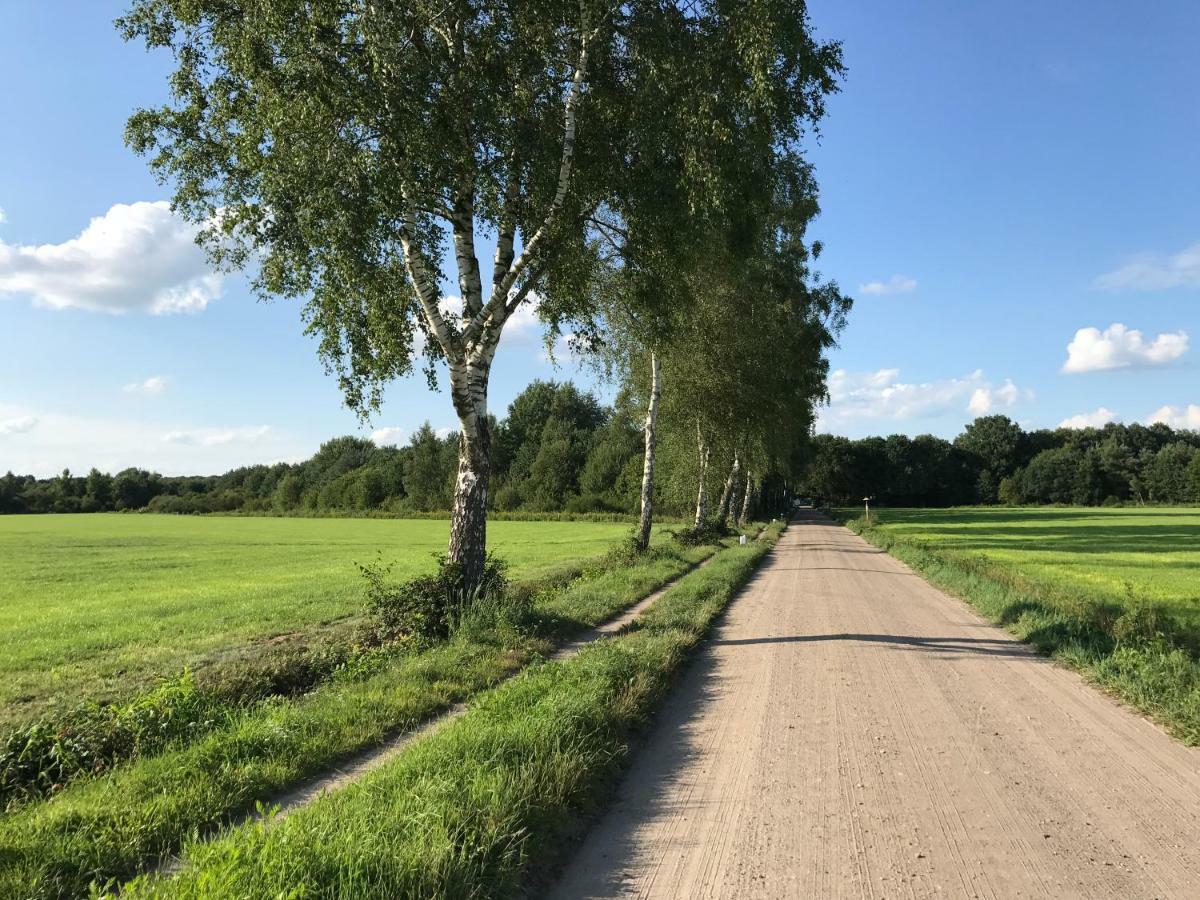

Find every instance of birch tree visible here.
[120,0,844,588]
[657,163,852,531]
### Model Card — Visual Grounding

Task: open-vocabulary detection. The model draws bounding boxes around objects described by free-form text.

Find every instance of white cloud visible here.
[821,368,1031,427]
[1096,242,1200,292]
[0,206,7,225]
[0,403,309,477]
[435,426,454,440]
[0,201,222,314]
[967,379,1024,416]
[505,291,544,336]
[370,426,406,447]
[122,375,168,396]
[1058,407,1118,429]
[0,415,37,435]
[162,425,271,447]
[1145,404,1200,430]
[858,274,917,296]
[1062,323,1188,373]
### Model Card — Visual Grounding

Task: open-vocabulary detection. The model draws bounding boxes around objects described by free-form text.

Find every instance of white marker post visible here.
[863,495,871,524]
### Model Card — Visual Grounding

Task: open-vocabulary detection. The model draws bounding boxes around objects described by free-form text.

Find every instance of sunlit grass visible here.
[0,515,641,723]
[0,532,721,899]
[860,507,1200,628]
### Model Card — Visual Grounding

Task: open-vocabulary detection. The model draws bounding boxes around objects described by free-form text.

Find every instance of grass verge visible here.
[0,539,718,899]
[116,520,784,899]
[834,513,1200,746]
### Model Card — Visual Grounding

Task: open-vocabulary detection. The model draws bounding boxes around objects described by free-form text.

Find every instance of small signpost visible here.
[863,495,872,524]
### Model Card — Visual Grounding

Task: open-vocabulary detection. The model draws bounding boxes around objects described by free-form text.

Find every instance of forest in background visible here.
[800,414,1200,507]
[0,379,795,519]
[8,403,1200,518]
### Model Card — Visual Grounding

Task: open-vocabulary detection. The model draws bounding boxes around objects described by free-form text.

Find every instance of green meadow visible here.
[0,514,635,724]
[862,507,1200,628]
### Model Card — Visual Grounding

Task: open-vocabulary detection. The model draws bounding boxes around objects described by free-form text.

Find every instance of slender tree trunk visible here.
[693,421,710,529]
[738,472,753,525]
[636,351,662,551]
[447,361,493,592]
[715,453,741,527]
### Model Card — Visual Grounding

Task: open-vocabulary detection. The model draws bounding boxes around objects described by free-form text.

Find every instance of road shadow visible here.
[711,631,1042,660]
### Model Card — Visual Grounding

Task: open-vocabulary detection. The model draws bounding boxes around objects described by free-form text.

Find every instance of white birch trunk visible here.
[738,472,753,526]
[715,453,741,527]
[636,351,662,551]
[693,421,710,528]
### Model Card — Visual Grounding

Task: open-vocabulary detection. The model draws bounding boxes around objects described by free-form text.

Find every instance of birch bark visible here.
[738,472,753,525]
[636,351,662,551]
[400,33,594,591]
[693,421,710,528]
[715,453,741,527]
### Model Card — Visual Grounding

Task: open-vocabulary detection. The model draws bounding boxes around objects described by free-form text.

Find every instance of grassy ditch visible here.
[835,512,1200,746]
[0,537,722,899]
[118,521,785,899]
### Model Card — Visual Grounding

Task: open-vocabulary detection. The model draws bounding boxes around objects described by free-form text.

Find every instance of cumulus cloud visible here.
[370,426,406,447]
[822,368,1031,426]
[162,425,271,447]
[0,207,7,225]
[122,376,168,396]
[0,402,312,477]
[0,201,222,314]
[1058,408,1118,429]
[0,415,37,435]
[1095,242,1200,292]
[1145,404,1200,430]
[858,274,917,296]
[967,380,1023,416]
[435,426,454,440]
[1062,323,1188,373]
[505,291,544,336]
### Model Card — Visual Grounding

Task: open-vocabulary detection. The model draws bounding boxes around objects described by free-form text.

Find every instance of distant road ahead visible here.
[550,511,1200,899]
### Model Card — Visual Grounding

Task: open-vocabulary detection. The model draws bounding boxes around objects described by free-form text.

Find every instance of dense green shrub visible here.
[361,555,512,645]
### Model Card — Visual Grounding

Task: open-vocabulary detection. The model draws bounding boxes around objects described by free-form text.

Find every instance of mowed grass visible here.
[863,507,1200,629]
[0,514,636,724]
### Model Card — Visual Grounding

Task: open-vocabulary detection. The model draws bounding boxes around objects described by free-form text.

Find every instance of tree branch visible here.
[491,158,520,289]
[398,202,463,364]
[464,30,594,350]
[451,186,484,317]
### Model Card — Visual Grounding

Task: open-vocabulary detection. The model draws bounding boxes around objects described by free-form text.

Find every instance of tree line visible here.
[798,415,1200,507]
[0,380,794,519]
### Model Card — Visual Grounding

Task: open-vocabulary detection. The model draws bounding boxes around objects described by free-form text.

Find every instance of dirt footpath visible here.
[548,511,1200,899]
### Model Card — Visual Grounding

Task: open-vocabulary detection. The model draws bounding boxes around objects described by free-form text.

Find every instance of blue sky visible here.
[1,1,1198,476]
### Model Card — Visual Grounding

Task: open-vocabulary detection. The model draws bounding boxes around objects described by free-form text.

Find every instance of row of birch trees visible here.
[123,0,850,592]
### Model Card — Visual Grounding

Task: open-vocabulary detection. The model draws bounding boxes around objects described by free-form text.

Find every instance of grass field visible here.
[840,506,1200,743]
[858,507,1200,629]
[0,525,742,897]
[0,514,638,724]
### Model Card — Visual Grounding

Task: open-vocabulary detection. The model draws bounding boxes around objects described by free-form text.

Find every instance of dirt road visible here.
[549,512,1200,899]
